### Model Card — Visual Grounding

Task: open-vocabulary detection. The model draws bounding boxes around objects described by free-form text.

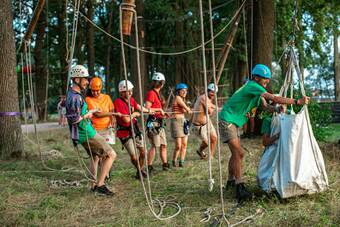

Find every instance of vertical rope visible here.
[119,4,181,221]
[66,0,81,93]
[44,0,49,121]
[208,0,229,224]
[250,0,254,77]
[199,0,214,192]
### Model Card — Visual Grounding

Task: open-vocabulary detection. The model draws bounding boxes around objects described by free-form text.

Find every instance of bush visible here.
[307,101,333,141]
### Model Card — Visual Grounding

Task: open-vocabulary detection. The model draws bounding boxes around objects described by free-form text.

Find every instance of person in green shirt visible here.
[219,64,310,203]
[261,115,280,146]
[66,65,117,196]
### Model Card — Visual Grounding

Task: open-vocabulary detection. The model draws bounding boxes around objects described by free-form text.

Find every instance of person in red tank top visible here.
[113,80,159,179]
[144,72,170,172]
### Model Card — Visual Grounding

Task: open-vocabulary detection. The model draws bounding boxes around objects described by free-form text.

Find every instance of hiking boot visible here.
[225,179,236,190]
[163,163,170,171]
[172,160,177,167]
[95,185,114,196]
[196,150,207,159]
[178,160,184,168]
[236,183,253,203]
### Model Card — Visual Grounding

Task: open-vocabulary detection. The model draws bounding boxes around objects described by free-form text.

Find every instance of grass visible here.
[325,123,340,143]
[0,127,339,226]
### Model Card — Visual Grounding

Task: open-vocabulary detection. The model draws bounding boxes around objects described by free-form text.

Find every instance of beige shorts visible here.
[219,121,239,143]
[192,121,217,144]
[171,117,188,138]
[97,128,115,145]
[81,133,116,158]
[121,136,144,156]
[148,128,167,147]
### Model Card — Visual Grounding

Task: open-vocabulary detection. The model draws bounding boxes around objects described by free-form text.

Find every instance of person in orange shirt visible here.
[85,77,121,179]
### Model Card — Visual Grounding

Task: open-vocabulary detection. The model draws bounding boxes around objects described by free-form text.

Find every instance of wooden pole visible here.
[213,7,243,84]
[19,0,46,52]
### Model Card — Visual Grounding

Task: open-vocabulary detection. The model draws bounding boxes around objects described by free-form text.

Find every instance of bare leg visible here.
[89,155,100,186]
[210,134,217,157]
[147,146,156,166]
[97,152,116,186]
[227,138,244,184]
[138,147,145,169]
[172,138,181,161]
[180,136,188,161]
[160,145,167,164]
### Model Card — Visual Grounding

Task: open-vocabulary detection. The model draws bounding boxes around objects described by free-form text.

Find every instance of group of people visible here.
[65,63,310,202]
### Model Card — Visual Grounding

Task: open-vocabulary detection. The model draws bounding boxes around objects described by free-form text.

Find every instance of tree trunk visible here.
[334,15,340,101]
[105,1,114,95]
[0,0,23,158]
[86,0,95,76]
[57,0,68,92]
[34,4,48,120]
[175,1,184,85]
[130,0,147,102]
[252,0,274,69]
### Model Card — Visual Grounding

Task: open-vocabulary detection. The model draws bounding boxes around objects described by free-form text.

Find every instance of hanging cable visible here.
[119,2,181,220]
[75,3,245,56]
[199,0,214,192]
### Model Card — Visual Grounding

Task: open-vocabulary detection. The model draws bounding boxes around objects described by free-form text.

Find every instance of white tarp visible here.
[257,107,328,198]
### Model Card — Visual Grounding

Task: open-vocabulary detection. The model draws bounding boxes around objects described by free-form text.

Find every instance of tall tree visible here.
[0,0,23,158]
[34,4,48,120]
[252,0,274,69]
[333,8,340,101]
[86,0,95,76]
[131,0,147,101]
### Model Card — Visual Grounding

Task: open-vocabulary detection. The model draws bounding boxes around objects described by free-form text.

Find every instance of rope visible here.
[75,3,245,56]
[199,0,214,192]
[119,3,181,220]
[242,6,249,78]
[22,41,74,173]
[65,0,81,93]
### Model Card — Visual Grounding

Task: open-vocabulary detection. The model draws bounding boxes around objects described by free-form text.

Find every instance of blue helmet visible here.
[252,64,271,79]
[176,83,188,90]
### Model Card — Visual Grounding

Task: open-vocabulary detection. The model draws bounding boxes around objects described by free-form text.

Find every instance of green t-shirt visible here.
[261,116,272,135]
[78,101,96,144]
[219,81,266,127]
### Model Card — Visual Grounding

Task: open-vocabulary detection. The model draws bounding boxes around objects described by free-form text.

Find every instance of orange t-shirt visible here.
[85,94,114,130]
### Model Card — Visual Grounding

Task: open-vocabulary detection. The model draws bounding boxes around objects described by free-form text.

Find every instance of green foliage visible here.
[307,101,333,141]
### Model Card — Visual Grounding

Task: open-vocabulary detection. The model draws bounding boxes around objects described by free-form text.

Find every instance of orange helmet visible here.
[90,77,103,91]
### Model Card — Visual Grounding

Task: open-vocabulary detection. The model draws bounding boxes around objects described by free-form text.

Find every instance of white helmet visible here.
[207,83,218,93]
[118,80,134,92]
[69,65,89,78]
[152,72,165,81]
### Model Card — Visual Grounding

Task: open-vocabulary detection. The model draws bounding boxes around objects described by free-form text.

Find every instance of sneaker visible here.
[225,179,236,190]
[196,150,207,159]
[178,160,184,167]
[172,160,177,167]
[95,185,114,196]
[162,163,170,171]
[236,183,253,203]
